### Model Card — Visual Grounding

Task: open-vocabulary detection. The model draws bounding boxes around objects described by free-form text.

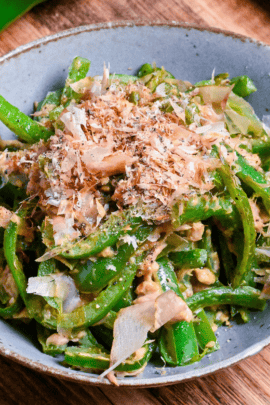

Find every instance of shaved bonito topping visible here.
[99,290,192,379]
[0,76,258,243]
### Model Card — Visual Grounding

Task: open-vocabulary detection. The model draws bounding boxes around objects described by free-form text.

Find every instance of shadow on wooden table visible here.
[1,345,270,405]
[249,0,270,13]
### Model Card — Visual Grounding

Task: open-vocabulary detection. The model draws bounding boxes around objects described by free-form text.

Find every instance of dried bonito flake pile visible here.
[0,65,259,245]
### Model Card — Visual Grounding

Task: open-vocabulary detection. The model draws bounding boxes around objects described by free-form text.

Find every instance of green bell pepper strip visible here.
[79,328,100,347]
[36,323,67,356]
[34,89,63,122]
[159,322,199,366]
[58,247,149,331]
[232,151,270,213]
[230,258,258,323]
[194,74,256,98]
[251,136,270,158]
[230,75,257,98]
[91,324,114,348]
[172,194,235,228]
[169,249,208,270]
[157,256,218,357]
[59,211,142,259]
[139,68,175,92]
[38,209,142,262]
[186,286,266,312]
[185,102,200,125]
[94,310,117,330]
[229,227,257,284]
[38,258,57,277]
[4,207,30,306]
[59,210,142,260]
[0,94,54,144]
[137,63,154,78]
[0,296,23,318]
[195,73,229,87]
[242,258,257,288]
[64,342,155,373]
[261,155,270,172]
[198,226,220,276]
[61,57,91,105]
[154,257,199,366]
[194,79,215,87]
[37,259,62,311]
[45,194,234,263]
[217,157,256,288]
[3,206,57,329]
[37,325,99,356]
[225,93,265,137]
[157,233,193,259]
[112,286,134,312]
[0,265,22,318]
[73,224,154,293]
[213,203,242,237]
[49,105,65,123]
[0,248,18,306]
[153,257,185,295]
[137,63,175,79]
[129,91,140,105]
[110,74,138,84]
[193,309,219,352]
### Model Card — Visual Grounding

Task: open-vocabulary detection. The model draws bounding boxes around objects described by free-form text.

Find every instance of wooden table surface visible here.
[1,1,270,404]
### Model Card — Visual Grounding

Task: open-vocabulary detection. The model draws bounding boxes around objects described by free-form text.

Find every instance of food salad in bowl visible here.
[0,56,269,384]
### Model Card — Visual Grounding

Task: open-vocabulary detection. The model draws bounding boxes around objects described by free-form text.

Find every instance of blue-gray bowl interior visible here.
[0,22,270,386]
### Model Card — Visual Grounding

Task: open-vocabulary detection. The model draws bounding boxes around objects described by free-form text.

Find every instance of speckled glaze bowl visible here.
[0,21,270,387]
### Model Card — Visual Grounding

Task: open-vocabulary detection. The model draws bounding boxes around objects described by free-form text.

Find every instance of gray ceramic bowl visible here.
[0,21,270,387]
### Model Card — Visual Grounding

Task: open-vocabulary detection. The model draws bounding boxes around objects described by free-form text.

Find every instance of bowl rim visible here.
[0,19,268,65]
[0,19,270,387]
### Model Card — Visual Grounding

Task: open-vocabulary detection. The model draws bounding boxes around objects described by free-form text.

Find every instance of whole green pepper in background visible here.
[0,0,47,33]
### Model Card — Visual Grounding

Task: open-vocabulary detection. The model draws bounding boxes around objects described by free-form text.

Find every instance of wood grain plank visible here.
[1,0,270,57]
[0,355,112,405]
[100,386,164,405]
[1,348,270,405]
[148,358,270,405]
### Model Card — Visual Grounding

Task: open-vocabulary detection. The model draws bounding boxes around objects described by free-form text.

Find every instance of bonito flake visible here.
[0,76,256,244]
